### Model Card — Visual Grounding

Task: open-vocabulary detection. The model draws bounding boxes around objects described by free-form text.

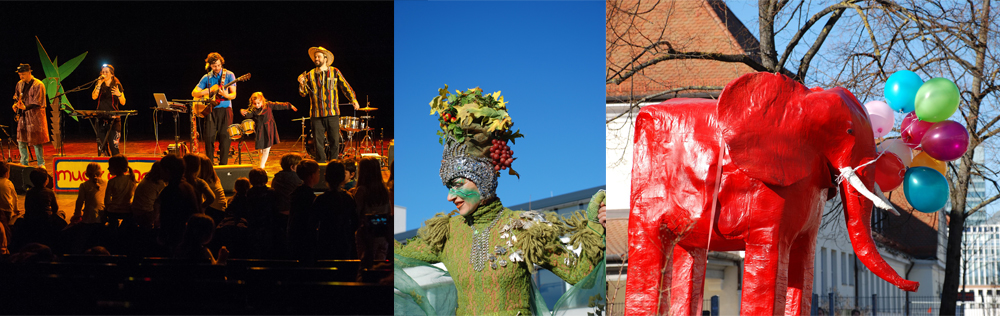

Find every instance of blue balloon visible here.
[903,167,950,213]
[885,70,924,113]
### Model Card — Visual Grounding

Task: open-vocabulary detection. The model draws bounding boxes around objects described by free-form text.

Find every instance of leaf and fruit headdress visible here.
[431,85,524,201]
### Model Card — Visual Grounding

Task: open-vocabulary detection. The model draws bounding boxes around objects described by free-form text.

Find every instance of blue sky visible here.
[394,1,606,230]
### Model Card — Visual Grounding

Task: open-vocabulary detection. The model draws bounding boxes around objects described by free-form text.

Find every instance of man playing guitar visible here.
[12,64,49,168]
[298,46,360,163]
[191,52,237,165]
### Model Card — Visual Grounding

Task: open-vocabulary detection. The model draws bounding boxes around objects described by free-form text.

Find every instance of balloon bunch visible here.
[865,70,971,213]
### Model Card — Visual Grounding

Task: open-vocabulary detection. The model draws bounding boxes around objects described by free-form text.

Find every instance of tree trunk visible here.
[757,0,779,71]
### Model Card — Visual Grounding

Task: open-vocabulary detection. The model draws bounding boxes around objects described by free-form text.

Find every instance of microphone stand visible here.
[49,77,100,157]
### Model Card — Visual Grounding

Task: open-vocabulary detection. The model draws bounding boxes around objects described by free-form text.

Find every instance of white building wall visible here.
[394,205,407,234]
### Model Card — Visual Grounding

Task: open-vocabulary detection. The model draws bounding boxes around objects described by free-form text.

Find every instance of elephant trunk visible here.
[839,166,919,292]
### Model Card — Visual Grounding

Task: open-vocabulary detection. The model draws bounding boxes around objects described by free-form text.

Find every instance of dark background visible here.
[0,1,393,144]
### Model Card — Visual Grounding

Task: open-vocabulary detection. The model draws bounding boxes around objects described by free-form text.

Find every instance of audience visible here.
[183,154,215,213]
[246,168,281,258]
[343,157,358,191]
[131,161,165,230]
[19,168,63,249]
[271,153,303,217]
[312,160,357,260]
[199,156,227,225]
[227,177,251,219]
[353,157,391,268]
[155,154,200,250]
[105,154,138,228]
[0,162,19,243]
[174,213,228,265]
[287,159,320,261]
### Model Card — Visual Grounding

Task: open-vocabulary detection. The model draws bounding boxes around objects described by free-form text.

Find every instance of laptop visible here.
[153,93,170,109]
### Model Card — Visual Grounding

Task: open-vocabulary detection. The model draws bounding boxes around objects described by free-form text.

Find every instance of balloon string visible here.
[836,150,886,185]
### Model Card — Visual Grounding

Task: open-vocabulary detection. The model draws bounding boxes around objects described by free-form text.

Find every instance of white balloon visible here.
[877,139,913,166]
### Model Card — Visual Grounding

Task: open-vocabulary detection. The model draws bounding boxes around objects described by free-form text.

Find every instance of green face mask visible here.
[448,179,482,206]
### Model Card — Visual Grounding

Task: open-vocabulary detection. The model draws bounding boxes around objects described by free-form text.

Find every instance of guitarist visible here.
[191,52,237,165]
[298,46,359,163]
[90,64,127,156]
[12,64,49,168]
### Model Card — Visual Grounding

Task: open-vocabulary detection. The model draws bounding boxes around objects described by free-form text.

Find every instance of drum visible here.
[227,124,243,140]
[241,119,256,135]
[340,116,366,131]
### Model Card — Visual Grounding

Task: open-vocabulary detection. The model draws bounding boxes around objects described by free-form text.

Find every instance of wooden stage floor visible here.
[2,134,392,221]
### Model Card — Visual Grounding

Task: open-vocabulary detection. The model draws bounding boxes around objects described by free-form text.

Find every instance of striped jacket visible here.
[299,67,357,117]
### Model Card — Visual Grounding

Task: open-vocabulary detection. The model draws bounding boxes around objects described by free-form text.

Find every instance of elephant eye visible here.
[847,128,854,135]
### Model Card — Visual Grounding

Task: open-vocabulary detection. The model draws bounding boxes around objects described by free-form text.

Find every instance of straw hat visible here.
[308,47,334,67]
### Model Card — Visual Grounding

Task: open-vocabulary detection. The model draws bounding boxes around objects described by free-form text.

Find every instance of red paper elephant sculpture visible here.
[626,73,919,316]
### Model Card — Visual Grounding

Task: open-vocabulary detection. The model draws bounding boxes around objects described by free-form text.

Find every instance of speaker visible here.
[215,164,253,194]
[8,163,35,194]
[313,163,329,191]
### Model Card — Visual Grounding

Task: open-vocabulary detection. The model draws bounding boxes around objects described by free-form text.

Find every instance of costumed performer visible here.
[394,86,607,315]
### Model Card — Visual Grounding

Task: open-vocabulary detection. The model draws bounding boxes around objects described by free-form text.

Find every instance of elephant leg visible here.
[670,245,707,316]
[742,241,791,315]
[784,235,817,316]
[625,229,677,315]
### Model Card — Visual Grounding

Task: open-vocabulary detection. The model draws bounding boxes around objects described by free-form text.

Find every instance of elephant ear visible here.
[717,72,816,186]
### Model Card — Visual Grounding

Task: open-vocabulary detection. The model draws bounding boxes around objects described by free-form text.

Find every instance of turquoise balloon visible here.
[903,167,950,213]
[914,78,960,123]
[884,70,924,112]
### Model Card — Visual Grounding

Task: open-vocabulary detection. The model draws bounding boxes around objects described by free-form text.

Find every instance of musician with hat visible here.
[192,52,237,165]
[12,64,49,168]
[297,46,360,163]
[90,64,127,156]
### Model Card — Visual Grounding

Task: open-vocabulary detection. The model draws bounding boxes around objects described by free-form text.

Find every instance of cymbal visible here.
[358,107,378,111]
[292,117,311,121]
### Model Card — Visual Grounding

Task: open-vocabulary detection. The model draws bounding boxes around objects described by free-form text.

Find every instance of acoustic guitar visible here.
[12,91,24,122]
[193,73,251,118]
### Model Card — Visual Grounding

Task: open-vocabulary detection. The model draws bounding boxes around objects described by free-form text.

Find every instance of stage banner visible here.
[53,157,162,193]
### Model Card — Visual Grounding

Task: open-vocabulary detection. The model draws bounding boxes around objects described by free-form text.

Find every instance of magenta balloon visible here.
[920,120,970,161]
[901,112,935,149]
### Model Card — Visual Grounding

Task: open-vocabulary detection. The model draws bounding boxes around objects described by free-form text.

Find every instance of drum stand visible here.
[234,137,256,166]
[0,125,13,162]
[359,116,375,154]
[291,117,310,154]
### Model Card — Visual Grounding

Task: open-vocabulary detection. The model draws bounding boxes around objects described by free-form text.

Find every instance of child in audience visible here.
[354,157,391,267]
[271,153,303,216]
[155,154,200,250]
[313,160,357,259]
[227,177,251,219]
[246,168,281,258]
[287,159,320,260]
[0,162,19,239]
[105,154,138,228]
[131,161,165,230]
[199,156,227,224]
[183,154,215,212]
[21,168,62,248]
[72,163,106,225]
[174,213,228,265]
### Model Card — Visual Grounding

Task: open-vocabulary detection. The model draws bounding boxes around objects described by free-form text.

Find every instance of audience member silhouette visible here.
[199,156,227,225]
[155,155,200,251]
[353,157,391,268]
[174,213,228,265]
[18,168,63,249]
[312,160,357,260]
[287,159,319,261]
[183,154,215,212]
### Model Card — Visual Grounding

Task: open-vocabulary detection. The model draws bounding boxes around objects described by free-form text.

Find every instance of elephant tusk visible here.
[839,167,894,211]
[873,183,900,216]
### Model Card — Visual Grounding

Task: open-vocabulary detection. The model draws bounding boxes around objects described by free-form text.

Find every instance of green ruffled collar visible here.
[464,198,505,225]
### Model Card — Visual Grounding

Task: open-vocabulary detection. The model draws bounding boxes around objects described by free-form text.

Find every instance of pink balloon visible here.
[900,112,934,148]
[865,101,895,138]
[921,120,970,161]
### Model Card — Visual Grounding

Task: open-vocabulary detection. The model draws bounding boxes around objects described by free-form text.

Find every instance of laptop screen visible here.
[153,93,169,109]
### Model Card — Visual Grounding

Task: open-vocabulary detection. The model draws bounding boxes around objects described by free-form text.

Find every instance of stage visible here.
[2,133,392,220]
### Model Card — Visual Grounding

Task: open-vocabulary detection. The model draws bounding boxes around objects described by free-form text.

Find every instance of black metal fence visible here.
[608,294,952,316]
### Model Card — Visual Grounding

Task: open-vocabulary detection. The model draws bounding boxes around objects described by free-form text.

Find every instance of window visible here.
[831,249,838,291]
[849,255,855,286]
[821,247,827,293]
[841,253,847,285]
